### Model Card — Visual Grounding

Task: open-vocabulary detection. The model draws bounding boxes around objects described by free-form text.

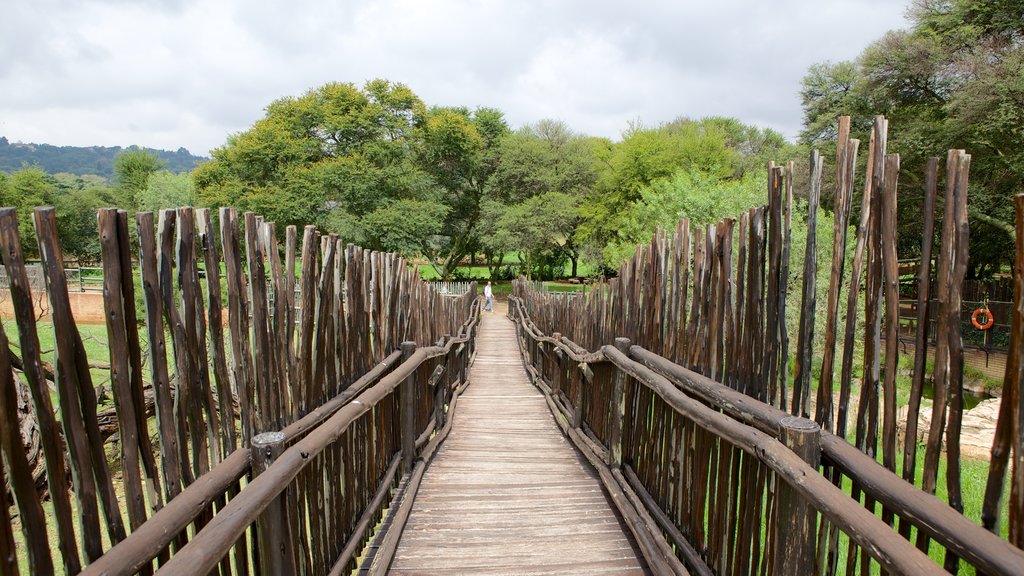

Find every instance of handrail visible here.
[84,299,481,576]
[601,344,942,575]
[628,344,1024,576]
[156,347,434,575]
[508,295,1024,575]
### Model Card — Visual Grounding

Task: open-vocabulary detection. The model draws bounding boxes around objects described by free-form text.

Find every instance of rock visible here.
[897,398,1001,460]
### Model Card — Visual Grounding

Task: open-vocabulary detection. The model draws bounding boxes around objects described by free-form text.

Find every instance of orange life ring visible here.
[971,308,994,330]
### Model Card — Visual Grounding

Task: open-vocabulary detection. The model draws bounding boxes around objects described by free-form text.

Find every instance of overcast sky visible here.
[0,0,908,156]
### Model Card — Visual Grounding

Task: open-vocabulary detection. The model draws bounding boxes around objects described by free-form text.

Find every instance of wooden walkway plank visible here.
[390,308,649,574]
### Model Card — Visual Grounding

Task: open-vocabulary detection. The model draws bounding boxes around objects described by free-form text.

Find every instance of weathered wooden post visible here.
[573,361,589,429]
[551,332,562,395]
[252,431,295,576]
[434,336,448,432]
[608,338,631,468]
[401,341,417,475]
[773,416,820,575]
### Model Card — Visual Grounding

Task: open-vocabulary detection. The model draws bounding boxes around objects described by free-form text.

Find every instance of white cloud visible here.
[0,0,907,156]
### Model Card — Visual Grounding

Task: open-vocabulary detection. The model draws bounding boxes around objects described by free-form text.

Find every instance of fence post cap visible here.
[252,431,286,446]
[779,416,820,433]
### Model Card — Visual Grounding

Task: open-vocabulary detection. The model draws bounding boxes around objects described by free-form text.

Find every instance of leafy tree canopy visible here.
[799,0,1024,276]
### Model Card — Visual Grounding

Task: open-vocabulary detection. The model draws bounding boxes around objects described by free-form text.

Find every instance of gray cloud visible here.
[0,0,907,155]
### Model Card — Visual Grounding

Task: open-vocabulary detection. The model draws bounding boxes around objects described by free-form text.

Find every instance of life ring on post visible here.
[971,308,995,330]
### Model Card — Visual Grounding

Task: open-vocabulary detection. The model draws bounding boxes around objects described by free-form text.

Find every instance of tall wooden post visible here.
[401,341,417,475]
[552,333,562,394]
[608,338,631,468]
[773,416,820,575]
[252,431,295,576]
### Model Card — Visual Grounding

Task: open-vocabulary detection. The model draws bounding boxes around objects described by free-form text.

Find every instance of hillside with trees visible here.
[0,136,205,178]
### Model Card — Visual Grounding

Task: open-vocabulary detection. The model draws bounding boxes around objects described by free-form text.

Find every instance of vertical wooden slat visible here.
[0,318,52,575]
[117,210,164,514]
[32,208,104,562]
[943,152,971,573]
[99,208,149,536]
[815,119,858,430]
[1010,195,1024,547]
[138,211,183,503]
[220,207,255,447]
[793,150,823,418]
[902,158,939,524]
[880,153,901,479]
[197,208,237,456]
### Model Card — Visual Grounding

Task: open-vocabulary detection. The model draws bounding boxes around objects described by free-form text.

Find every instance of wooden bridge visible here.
[1,115,1024,575]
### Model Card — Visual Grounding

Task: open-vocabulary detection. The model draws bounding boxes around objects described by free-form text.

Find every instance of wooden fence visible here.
[510,115,1024,574]
[0,205,478,575]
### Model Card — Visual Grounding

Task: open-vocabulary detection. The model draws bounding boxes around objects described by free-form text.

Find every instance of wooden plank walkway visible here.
[389,305,648,575]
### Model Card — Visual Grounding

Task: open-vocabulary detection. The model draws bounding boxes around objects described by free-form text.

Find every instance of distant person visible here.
[484,281,494,313]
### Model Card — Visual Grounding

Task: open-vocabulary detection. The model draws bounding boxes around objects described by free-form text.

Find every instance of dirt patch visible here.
[0,290,109,324]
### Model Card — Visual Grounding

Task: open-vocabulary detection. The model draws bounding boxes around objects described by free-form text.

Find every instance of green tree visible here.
[486,120,599,277]
[136,171,197,213]
[582,117,789,269]
[114,149,165,208]
[195,80,436,237]
[799,0,1024,276]
[416,106,509,278]
[8,166,58,256]
[53,186,121,264]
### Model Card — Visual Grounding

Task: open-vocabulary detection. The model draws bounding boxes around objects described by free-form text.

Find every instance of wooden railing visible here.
[509,296,1024,575]
[508,115,1024,574]
[0,205,477,575]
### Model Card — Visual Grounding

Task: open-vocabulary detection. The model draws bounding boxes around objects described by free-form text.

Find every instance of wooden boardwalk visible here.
[389,306,648,575]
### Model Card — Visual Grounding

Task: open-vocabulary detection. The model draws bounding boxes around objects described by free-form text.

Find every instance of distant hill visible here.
[0,136,207,177]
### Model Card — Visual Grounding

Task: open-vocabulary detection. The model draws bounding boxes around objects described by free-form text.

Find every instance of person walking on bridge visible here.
[484,281,494,313]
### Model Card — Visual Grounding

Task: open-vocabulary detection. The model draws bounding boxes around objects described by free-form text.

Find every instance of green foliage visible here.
[604,171,767,265]
[799,0,1024,277]
[53,186,122,264]
[485,120,598,277]
[582,117,792,269]
[136,171,196,213]
[114,149,164,208]
[8,166,58,256]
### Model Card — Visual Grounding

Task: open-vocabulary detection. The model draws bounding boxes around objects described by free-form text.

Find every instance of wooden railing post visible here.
[773,416,820,576]
[252,431,295,575]
[435,337,448,431]
[608,338,631,468]
[573,361,587,429]
[551,333,562,395]
[401,341,417,475]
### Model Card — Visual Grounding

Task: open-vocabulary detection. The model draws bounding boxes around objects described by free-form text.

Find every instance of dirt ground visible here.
[0,290,108,323]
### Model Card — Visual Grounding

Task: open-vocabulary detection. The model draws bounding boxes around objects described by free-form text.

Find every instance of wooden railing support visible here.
[433,337,448,432]
[608,337,631,468]
[573,360,587,429]
[252,431,295,576]
[551,332,562,395]
[401,341,417,475]
[773,416,820,575]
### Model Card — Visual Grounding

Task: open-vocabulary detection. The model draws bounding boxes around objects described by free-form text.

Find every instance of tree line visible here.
[1,0,1016,279]
[192,79,794,279]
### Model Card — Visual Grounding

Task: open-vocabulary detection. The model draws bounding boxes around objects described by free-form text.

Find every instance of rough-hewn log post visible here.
[252,431,295,576]
[551,333,562,394]
[401,341,417,475]
[434,337,448,432]
[573,361,588,429]
[773,416,820,575]
[608,338,631,468]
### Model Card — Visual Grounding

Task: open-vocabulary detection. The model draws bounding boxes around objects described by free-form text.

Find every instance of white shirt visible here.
[484,284,493,298]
